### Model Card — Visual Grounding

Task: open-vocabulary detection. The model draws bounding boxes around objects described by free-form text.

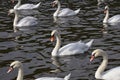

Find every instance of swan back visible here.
[58,39,93,56]
[108,15,120,23]
[16,16,38,27]
[102,67,120,80]
[16,2,41,10]
[35,73,71,80]
[58,8,80,17]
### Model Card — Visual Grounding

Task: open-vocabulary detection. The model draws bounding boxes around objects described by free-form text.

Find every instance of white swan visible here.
[52,0,80,17]
[7,61,71,80]
[11,0,41,10]
[90,49,120,80]
[50,30,94,56]
[103,6,120,24]
[9,9,38,27]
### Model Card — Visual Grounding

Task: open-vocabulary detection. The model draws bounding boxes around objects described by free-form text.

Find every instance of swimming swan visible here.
[7,61,71,80]
[11,0,41,10]
[90,49,120,80]
[50,30,94,56]
[52,0,80,17]
[103,6,120,24]
[9,9,38,27]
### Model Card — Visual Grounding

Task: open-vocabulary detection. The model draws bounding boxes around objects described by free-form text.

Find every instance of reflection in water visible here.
[53,16,80,24]
[0,0,120,80]
[102,23,108,34]
[51,57,62,73]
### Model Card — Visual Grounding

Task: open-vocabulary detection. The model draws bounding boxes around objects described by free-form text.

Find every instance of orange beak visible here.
[50,36,54,42]
[90,55,95,62]
[7,67,13,73]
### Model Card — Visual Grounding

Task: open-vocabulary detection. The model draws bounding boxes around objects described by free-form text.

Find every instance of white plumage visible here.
[52,0,80,17]
[51,30,94,56]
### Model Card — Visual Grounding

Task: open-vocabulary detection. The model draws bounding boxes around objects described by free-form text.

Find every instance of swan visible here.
[7,61,71,80]
[11,0,41,10]
[90,49,120,80]
[103,5,120,24]
[50,30,94,56]
[52,0,80,17]
[9,9,38,27]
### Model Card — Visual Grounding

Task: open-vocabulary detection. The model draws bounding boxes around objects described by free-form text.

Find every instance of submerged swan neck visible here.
[52,33,61,56]
[14,0,21,9]
[54,1,61,16]
[17,65,24,80]
[14,10,19,26]
[103,9,109,23]
[95,52,108,79]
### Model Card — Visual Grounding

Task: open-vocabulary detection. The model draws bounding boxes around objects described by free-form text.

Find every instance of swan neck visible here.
[14,11,19,26]
[17,66,24,80]
[95,52,108,79]
[14,0,21,9]
[54,1,61,16]
[103,10,109,23]
[52,33,61,56]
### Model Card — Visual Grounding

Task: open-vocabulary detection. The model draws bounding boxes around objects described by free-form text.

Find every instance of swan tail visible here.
[64,73,71,80]
[35,2,41,8]
[86,39,94,48]
[74,8,80,14]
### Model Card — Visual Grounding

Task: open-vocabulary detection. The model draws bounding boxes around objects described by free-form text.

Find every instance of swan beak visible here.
[11,0,15,3]
[7,67,13,73]
[90,55,95,62]
[50,36,54,42]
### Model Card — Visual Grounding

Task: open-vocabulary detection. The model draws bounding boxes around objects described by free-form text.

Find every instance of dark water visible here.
[0,0,120,80]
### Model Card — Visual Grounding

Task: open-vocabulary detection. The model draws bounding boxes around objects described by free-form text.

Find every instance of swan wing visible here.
[102,66,120,80]
[35,77,64,80]
[17,2,41,10]
[58,8,76,16]
[35,73,71,80]
[58,41,89,55]
[17,16,38,27]
[108,15,120,23]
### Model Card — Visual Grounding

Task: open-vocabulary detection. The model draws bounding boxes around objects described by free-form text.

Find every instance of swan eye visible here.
[10,65,14,68]
[92,53,95,57]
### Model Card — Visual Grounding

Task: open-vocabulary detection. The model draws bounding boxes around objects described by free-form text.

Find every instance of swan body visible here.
[90,49,120,80]
[16,16,38,27]
[50,30,94,56]
[103,6,120,24]
[12,0,41,10]
[52,0,80,17]
[7,61,71,80]
[9,9,38,27]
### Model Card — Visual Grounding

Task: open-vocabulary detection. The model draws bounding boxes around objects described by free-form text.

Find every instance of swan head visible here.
[90,49,105,62]
[104,5,109,13]
[8,9,15,15]
[7,61,23,73]
[50,30,59,42]
[52,0,59,7]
